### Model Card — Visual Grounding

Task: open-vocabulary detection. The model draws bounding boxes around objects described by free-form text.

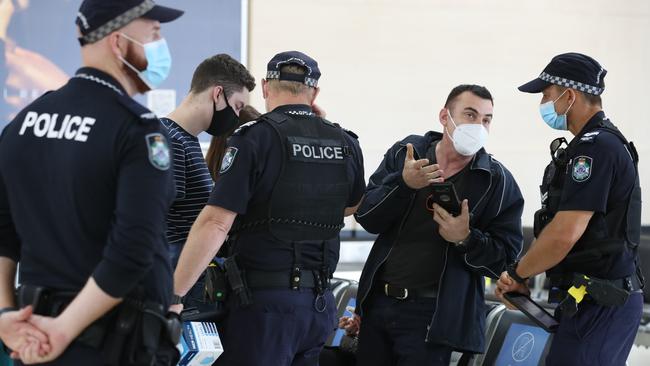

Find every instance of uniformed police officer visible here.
[496,53,643,366]
[172,51,366,366]
[0,0,183,364]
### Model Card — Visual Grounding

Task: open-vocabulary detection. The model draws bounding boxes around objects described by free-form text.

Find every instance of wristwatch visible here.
[454,230,472,247]
[507,261,529,284]
[171,294,184,305]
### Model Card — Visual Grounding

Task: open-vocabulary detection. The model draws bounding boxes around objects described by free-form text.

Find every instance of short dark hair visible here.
[444,84,493,108]
[555,85,603,107]
[189,54,256,97]
[583,93,602,106]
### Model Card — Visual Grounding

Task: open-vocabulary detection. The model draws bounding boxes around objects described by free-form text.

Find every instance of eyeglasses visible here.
[550,137,568,165]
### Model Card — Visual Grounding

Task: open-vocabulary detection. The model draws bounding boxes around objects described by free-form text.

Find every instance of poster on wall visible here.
[0,0,246,142]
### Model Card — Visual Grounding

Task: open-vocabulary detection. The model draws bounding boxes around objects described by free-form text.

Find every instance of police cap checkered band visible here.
[79,0,155,45]
[518,52,606,95]
[539,72,604,96]
[76,0,183,46]
[266,70,319,87]
[266,51,321,87]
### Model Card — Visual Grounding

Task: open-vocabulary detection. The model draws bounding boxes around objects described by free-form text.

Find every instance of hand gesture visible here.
[402,143,443,190]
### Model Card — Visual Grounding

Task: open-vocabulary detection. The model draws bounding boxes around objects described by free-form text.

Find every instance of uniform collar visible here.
[271,104,315,116]
[73,67,127,96]
[576,110,606,136]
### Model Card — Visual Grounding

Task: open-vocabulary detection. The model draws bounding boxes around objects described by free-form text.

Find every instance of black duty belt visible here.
[246,270,328,289]
[380,282,438,300]
[550,274,643,293]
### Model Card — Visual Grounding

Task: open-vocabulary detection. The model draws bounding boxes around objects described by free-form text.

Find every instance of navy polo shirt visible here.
[207,104,365,271]
[558,111,637,278]
[0,67,175,306]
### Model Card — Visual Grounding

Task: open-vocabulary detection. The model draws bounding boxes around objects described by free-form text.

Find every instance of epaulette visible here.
[117,94,159,124]
[233,119,261,135]
[578,130,601,144]
[333,122,358,139]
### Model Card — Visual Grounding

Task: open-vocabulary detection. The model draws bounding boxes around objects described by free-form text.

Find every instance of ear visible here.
[261,79,269,99]
[108,32,125,59]
[310,87,320,104]
[567,88,577,104]
[212,85,223,101]
[438,108,449,127]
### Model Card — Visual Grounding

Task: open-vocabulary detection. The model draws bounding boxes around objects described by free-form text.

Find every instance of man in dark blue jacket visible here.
[354,84,524,365]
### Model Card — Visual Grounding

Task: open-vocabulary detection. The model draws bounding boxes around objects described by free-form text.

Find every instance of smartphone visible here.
[428,182,462,216]
[503,292,559,333]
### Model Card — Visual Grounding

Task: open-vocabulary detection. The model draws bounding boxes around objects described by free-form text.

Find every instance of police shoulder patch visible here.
[145,133,171,171]
[572,155,593,182]
[220,147,238,174]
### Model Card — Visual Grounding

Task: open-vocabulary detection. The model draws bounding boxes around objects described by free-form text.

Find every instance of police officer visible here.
[172,51,366,366]
[0,0,183,364]
[496,53,643,366]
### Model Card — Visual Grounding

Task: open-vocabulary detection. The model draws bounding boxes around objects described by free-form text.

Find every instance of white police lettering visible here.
[291,143,344,160]
[19,111,96,142]
[286,110,315,116]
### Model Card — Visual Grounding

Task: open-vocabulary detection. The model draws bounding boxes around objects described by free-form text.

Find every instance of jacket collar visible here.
[399,131,492,173]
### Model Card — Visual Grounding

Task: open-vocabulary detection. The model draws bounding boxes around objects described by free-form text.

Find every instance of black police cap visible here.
[266,51,321,87]
[519,52,607,96]
[76,0,183,46]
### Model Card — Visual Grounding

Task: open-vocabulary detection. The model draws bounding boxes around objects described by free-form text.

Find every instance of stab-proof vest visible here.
[535,117,641,277]
[230,111,352,271]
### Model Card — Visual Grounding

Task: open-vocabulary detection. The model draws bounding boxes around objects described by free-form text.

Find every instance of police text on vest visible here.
[292,143,344,160]
[19,111,96,142]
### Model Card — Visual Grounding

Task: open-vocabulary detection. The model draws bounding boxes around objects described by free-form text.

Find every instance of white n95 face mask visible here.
[446,110,488,156]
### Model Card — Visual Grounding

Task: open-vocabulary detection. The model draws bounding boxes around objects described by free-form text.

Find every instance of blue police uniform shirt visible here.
[0,67,175,306]
[207,104,365,271]
[557,111,637,278]
[160,118,213,246]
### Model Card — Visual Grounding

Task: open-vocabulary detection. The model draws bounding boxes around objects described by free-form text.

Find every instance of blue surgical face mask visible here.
[119,33,172,89]
[539,89,574,130]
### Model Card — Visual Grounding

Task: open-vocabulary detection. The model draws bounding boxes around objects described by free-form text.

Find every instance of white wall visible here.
[247,0,650,225]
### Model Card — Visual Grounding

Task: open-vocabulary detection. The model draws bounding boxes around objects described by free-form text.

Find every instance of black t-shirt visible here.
[380,140,470,288]
[207,104,365,272]
[0,67,175,306]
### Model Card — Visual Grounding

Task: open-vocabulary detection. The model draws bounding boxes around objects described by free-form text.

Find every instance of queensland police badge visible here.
[220,147,238,174]
[145,133,171,171]
[572,156,592,182]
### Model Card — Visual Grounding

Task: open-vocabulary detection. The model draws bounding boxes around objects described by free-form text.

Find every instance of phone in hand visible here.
[426,182,462,216]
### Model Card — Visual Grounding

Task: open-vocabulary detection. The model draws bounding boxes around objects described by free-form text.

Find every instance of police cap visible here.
[518,52,607,96]
[76,0,183,46]
[266,51,321,87]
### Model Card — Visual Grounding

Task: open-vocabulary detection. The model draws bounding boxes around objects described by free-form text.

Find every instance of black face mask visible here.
[206,93,239,137]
